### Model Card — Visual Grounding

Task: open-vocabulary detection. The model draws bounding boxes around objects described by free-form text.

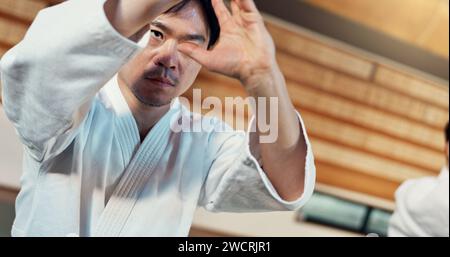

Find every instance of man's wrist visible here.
[242,63,283,95]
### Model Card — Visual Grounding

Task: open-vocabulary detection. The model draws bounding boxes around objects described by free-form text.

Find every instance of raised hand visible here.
[178,0,277,87]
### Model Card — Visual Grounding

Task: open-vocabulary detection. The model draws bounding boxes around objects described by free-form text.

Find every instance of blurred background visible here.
[0,0,449,237]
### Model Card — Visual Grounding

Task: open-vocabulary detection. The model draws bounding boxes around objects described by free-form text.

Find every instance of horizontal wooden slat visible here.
[266,22,375,80]
[170,17,449,201]
[312,138,435,182]
[188,76,445,173]
[194,72,445,152]
[300,109,444,172]
[375,66,449,109]
[0,16,28,46]
[192,75,433,199]
[316,161,400,200]
[0,0,46,22]
[194,73,445,172]
[278,52,449,128]
[286,81,446,152]
[315,183,396,211]
[0,46,7,57]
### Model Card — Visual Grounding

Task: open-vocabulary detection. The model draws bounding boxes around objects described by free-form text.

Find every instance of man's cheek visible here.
[186,63,202,79]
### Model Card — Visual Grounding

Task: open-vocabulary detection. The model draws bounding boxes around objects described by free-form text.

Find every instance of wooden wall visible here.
[1,0,449,201]
[189,19,449,200]
[306,0,449,59]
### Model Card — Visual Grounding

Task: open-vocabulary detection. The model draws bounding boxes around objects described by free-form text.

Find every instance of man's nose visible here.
[154,40,178,70]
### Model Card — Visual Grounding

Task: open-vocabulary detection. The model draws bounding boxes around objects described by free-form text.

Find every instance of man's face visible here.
[119,1,209,107]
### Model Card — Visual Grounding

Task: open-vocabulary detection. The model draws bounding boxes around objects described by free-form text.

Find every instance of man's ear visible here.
[129,24,150,45]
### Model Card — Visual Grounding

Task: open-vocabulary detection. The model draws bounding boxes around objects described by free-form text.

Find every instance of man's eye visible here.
[150,30,164,40]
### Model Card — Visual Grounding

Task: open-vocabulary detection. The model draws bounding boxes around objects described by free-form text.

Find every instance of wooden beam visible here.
[311,137,435,183]
[375,65,450,109]
[0,0,46,23]
[194,72,446,152]
[286,80,446,152]
[0,15,28,46]
[193,74,444,180]
[267,22,376,80]
[316,161,400,200]
[277,51,449,128]
[267,21,449,109]
[300,109,444,172]
[188,76,445,174]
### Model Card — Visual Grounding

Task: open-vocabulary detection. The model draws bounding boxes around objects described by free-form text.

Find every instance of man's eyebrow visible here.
[151,21,172,34]
[181,34,206,44]
[150,21,206,44]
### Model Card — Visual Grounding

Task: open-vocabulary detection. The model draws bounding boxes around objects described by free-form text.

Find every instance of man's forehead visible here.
[155,2,209,36]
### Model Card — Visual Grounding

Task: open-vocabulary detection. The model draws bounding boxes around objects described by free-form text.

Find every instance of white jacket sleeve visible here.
[199,113,316,212]
[0,0,140,162]
[388,168,449,237]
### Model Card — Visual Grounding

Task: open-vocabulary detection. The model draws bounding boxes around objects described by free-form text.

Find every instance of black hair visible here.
[165,0,220,49]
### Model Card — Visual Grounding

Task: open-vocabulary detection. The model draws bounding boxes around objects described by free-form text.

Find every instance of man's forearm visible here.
[104,0,182,38]
[245,65,307,201]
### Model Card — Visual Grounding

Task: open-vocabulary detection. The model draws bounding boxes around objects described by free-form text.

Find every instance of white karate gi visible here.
[389,167,449,237]
[0,0,315,237]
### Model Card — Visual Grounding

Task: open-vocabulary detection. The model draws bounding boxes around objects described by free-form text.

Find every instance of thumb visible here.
[178,43,210,66]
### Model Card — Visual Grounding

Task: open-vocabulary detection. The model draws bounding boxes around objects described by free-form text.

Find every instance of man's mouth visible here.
[145,76,176,88]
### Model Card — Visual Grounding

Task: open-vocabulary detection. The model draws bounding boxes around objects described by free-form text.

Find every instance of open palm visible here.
[178,0,276,84]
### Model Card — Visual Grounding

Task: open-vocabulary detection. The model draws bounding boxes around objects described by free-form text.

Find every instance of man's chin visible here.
[135,93,173,108]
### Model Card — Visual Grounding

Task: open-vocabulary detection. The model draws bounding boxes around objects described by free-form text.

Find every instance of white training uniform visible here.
[389,167,449,237]
[0,0,316,237]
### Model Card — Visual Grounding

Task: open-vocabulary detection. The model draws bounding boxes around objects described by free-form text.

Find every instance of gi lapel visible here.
[95,79,181,237]
[104,76,140,165]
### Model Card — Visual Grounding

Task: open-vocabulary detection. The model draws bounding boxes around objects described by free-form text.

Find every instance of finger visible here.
[236,0,258,13]
[178,43,210,67]
[211,0,232,26]
[230,0,244,25]
[230,0,240,16]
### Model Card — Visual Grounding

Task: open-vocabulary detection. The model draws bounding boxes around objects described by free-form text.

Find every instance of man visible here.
[389,123,449,237]
[0,0,315,237]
